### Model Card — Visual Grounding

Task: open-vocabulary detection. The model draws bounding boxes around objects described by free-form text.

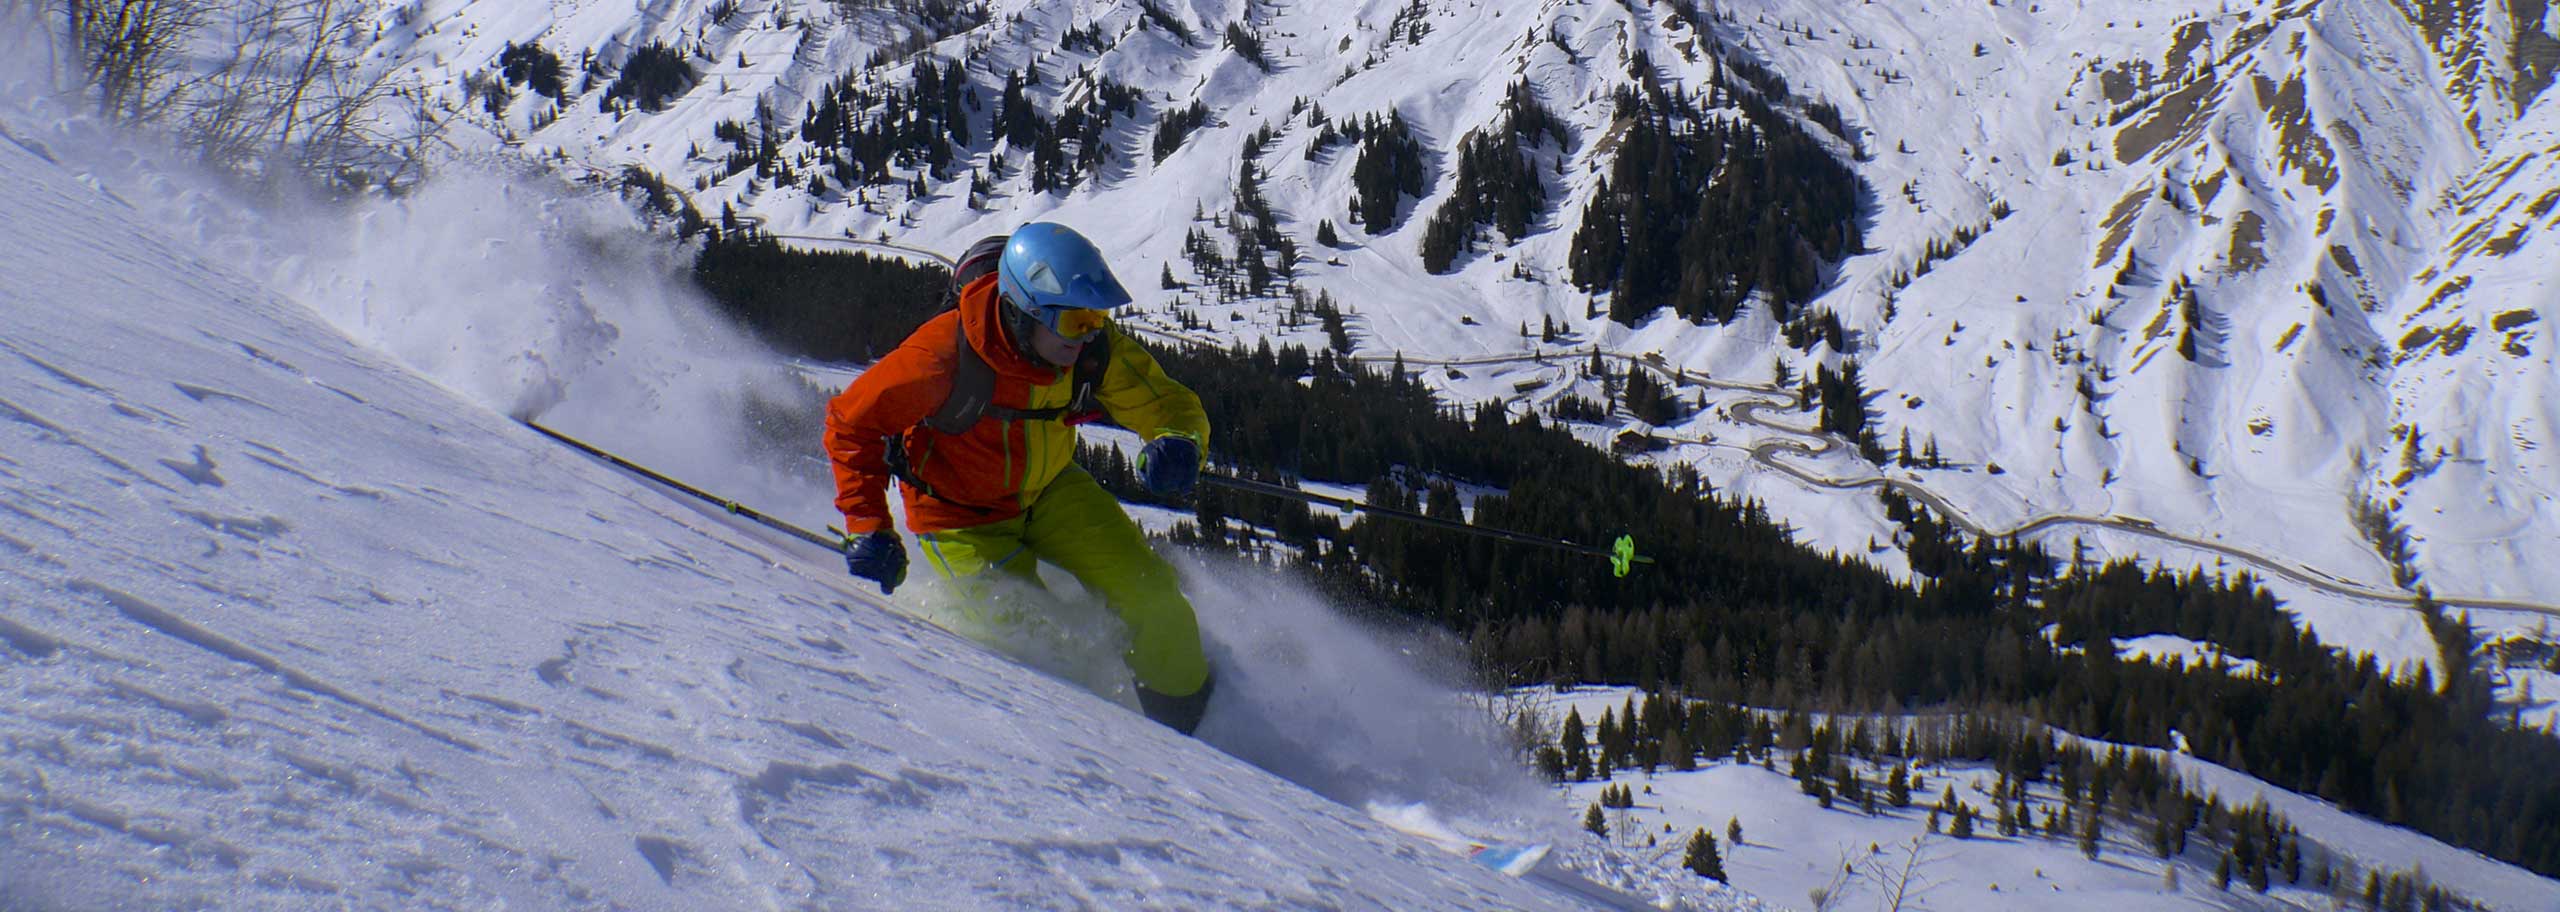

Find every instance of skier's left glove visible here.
[1139,434,1200,496]
[844,531,907,596]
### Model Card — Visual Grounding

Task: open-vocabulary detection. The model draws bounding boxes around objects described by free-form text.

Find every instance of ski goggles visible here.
[1039,306,1110,341]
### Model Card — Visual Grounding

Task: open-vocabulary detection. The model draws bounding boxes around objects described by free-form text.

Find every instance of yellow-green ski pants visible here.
[916,466,1209,697]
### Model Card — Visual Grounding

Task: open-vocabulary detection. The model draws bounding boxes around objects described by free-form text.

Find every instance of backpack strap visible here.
[883,331,1113,512]
[1051,335,1113,422]
[922,341,998,434]
[930,331,1110,429]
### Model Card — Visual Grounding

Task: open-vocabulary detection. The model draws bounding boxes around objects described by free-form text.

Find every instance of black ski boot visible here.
[1137,670,1216,736]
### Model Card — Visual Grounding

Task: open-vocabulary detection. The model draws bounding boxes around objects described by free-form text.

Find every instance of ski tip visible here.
[1466,841,1552,877]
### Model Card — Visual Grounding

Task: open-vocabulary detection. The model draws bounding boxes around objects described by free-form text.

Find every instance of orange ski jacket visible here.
[824,275,1208,536]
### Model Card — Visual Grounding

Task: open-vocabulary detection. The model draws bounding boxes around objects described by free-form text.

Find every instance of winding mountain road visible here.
[763,235,2558,618]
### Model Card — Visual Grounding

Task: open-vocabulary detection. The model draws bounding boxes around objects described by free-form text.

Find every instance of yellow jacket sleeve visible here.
[1095,327,1210,452]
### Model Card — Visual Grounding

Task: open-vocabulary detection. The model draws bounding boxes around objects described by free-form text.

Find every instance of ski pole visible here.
[521,420,841,551]
[1197,474,1654,577]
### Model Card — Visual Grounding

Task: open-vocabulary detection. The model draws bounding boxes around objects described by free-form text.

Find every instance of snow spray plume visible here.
[254,174,840,514]
[893,547,1554,836]
[1178,551,1554,837]
[898,570,1143,704]
[228,179,823,522]
[0,76,834,528]
[3,10,828,523]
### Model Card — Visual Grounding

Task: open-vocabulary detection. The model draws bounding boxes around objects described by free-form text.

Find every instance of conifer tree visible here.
[1728,817,1743,846]
[1562,708,1592,781]
[1596,710,1621,777]
[1535,746,1567,782]
[1684,829,1728,882]
[1584,802,1610,838]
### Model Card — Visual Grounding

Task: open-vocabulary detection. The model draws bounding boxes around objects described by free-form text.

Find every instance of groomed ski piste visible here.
[0,75,1777,910]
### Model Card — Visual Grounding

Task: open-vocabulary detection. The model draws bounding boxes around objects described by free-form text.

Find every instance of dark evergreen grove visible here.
[716,53,1143,204]
[689,231,949,363]
[1348,111,1429,234]
[496,42,568,102]
[605,43,697,113]
[1419,80,1567,273]
[1153,99,1212,164]
[681,231,2560,878]
[1566,50,1864,326]
[1806,359,1886,460]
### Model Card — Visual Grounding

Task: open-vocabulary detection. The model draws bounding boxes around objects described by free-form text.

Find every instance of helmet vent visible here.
[1025,262,1064,295]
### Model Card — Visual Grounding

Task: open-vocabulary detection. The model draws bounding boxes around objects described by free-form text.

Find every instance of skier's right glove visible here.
[1139,434,1200,496]
[843,530,907,596]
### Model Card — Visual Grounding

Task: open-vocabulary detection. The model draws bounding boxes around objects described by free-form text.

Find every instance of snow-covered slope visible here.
[365,0,2560,672]
[1538,688,2560,912]
[0,111,1715,909]
[2383,81,2560,608]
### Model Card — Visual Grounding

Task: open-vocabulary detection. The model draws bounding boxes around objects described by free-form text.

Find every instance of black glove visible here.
[844,531,907,595]
[1139,435,1200,496]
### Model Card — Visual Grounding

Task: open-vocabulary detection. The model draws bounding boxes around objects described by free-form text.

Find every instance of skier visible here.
[823,222,1217,734]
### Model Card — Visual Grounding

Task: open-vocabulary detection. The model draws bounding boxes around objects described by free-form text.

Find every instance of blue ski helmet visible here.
[996,222,1130,341]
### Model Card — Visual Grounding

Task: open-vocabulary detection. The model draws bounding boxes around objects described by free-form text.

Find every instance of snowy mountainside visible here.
[1535,687,2560,912]
[1714,0,2560,663]
[370,0,2560,667]
[0,117,1715,909]
[2382,83,2560,612]
[1654,0,2560,660]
